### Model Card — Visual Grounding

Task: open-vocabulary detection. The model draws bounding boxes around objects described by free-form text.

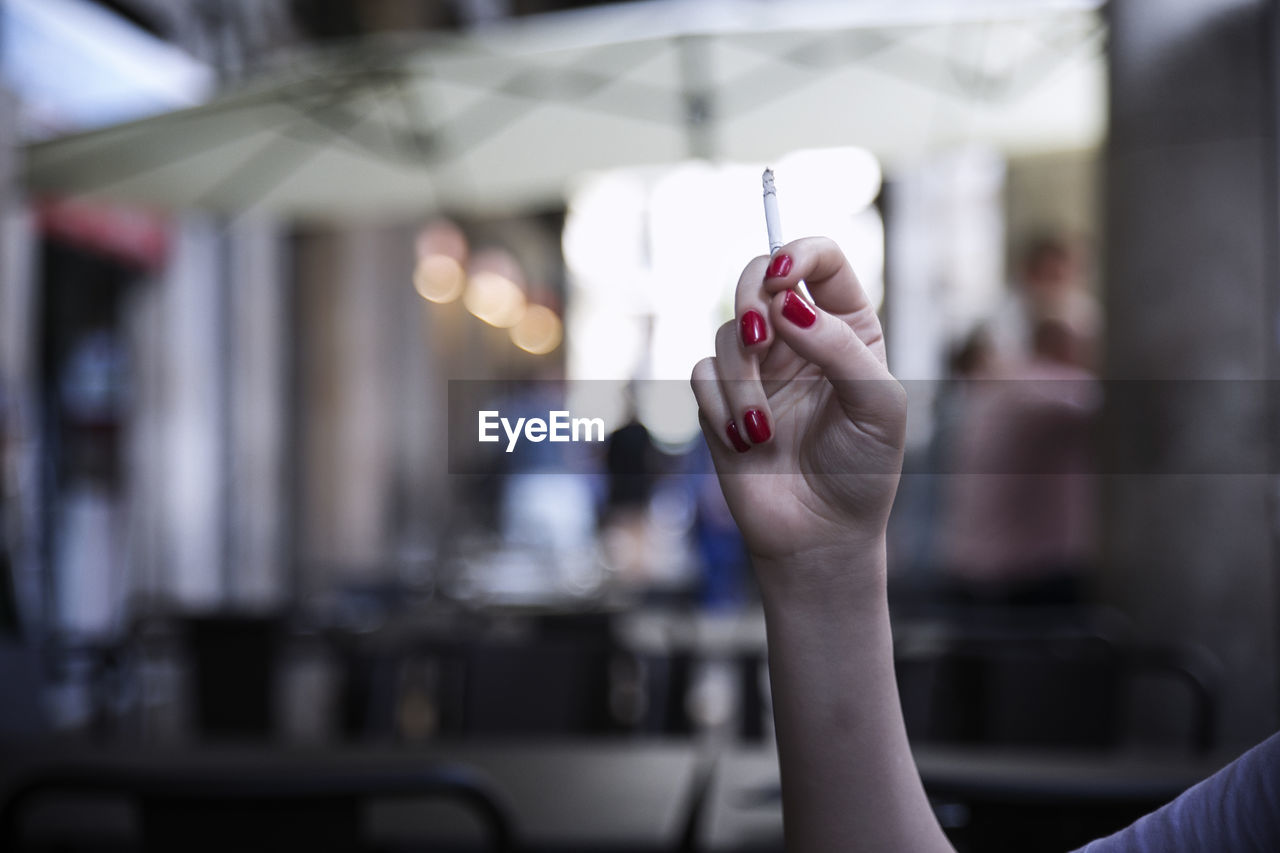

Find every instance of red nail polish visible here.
[782,291,816,328]
[744,409,771,444]
[766,254,793,278]
[726,420,751,453]
[740,310,766,346]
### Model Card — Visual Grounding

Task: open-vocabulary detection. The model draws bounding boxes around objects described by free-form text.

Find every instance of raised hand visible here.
[690,240,952,853]
[690,237,908,570]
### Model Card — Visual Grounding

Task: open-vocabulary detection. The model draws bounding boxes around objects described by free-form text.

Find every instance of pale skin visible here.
[690,237,955,853]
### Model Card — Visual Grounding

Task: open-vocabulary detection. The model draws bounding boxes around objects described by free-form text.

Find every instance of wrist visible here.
[751,536,889,615]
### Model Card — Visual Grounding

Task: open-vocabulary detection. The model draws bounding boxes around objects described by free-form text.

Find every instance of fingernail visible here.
[744,409,771,444]
[782,291,816,328]
[766,253,793,278]
[740,310,766,346]
[726,420,751,453]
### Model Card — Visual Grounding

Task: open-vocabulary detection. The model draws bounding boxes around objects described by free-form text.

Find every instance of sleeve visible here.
[1072,731,1280,853]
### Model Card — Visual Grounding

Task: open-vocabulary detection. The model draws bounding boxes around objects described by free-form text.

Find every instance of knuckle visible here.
[690,357,717,391]
[737,255,772,291]
[887,378,909,413]
[829,321,861,368]
[714,320,737,351]
[811,235,841,256]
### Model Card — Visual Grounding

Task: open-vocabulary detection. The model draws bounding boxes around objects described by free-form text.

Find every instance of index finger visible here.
[759,236,871,316]
[734,254,774,350]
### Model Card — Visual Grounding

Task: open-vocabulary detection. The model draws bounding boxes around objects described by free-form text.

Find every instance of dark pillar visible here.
[1104,0,1279,745]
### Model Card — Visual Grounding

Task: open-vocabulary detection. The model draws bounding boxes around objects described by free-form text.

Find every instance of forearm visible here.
[756,541,953,853]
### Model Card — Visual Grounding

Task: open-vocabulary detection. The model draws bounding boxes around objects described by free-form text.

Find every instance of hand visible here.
[690,237,907,580]
[692,240,955,853]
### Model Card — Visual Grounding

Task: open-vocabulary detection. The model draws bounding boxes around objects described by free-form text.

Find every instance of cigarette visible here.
[762,168,811,301]
[762,168,783,255]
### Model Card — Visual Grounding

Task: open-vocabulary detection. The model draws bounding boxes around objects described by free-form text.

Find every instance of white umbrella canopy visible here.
[22,0,1105,220]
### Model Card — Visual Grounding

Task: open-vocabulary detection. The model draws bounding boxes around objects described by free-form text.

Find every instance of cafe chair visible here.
[182,612,282,739]
[895,620,1219,752]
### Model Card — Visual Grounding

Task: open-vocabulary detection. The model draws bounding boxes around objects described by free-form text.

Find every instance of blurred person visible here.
[603,408,658,524]
[937,317,1100,606]
[948,324,999,379]
[688,441,751,609]
[992,234,1100,369]
[598,387,661,584]
[887,326,998,581]
[492,370,599,595]
[691,237,1278,852]
[499,374,595,545]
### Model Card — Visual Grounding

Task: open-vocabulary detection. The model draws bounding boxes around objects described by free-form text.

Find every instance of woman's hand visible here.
[692,239,953,853]
[690,237,907,575]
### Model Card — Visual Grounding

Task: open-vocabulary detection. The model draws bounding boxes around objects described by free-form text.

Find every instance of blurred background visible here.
[0,0,1276,851]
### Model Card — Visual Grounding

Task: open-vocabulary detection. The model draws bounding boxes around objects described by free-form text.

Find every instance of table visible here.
[700,743,1240,852]
[0,740,703,851]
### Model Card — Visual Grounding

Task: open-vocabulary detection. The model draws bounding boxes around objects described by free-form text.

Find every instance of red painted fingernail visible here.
[766,253,793,278]
[744,409,771,444]
[782,291,816,328]
[726,420,751,453]
[740,310,766,346]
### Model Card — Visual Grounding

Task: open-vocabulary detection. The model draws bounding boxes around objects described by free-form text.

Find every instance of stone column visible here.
[294,223,449,596]
[126,215,228,610]
[160,215,228,607]
[1104,0,1279,745]
[225,213,289,607]
[295,226,396,590]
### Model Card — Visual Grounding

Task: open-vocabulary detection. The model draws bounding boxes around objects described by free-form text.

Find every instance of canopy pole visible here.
[677,35,715,160]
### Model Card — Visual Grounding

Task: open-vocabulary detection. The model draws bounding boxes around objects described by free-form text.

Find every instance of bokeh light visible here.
[509,304,563,354]
[464,248,527,328]
[413,253,466,303]
[416,219,468,263]
[464,271,526,328]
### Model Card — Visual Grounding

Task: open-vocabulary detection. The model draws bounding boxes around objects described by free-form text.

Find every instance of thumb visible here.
[768,290,905,431]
